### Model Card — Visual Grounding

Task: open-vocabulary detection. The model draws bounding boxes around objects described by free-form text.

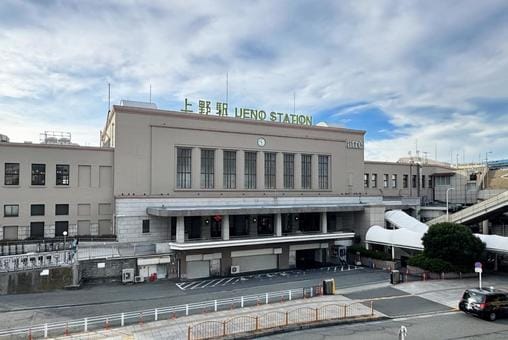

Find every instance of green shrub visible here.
[408,254,455,273]
[348,244,392,261]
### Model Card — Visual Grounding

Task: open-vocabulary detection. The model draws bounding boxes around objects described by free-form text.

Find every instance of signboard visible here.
[475,261,482,273]
[181,98,313,126]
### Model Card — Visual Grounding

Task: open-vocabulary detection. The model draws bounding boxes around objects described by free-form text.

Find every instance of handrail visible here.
[0,287,318,338]
[428,191,508,225]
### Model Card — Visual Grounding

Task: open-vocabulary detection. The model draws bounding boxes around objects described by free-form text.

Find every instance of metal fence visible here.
[0,287,322,339]
[188,301,374,340]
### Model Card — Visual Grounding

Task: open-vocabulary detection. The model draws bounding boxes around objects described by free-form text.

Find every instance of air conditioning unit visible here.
[231,265,240,275]
[134,275,145,283]
[122,268,135,283]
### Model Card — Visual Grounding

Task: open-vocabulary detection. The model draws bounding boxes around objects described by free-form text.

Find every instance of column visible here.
[320,212,327,233]
[222,215,230,241]
[257,151,264,190]
[176,216,185,243]
[275,213,282,236]
[482,220,489,235]
[238,151,245,189]
[312,154,319,190]
[216,149,223,189]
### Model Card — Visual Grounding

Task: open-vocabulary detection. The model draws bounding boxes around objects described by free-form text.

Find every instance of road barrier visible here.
[188,300,375,340]
[0,287,321,338]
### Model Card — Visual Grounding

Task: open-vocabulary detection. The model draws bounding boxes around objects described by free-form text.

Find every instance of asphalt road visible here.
[259,312,508,339]
[0,267,389,330]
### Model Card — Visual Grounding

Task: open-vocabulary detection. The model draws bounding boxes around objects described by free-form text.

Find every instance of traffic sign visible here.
[475,267,482,273]
[475,262,482,268]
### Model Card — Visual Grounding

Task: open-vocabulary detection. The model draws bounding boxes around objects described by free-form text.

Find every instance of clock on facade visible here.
[257,137,266,147]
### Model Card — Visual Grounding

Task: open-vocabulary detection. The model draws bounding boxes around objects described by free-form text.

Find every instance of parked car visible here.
[458,288,508,321]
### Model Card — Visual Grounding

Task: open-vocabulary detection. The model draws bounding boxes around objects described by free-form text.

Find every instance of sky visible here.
[1,0,508,163]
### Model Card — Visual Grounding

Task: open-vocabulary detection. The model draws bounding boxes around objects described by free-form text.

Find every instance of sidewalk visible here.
[53,294,386,340]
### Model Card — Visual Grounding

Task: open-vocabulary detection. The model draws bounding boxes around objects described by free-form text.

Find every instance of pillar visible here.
[275,213,282,236]
[482,220,489,235]
[222,215,230,241]
[320,212,327,233]
[176,216,185,243]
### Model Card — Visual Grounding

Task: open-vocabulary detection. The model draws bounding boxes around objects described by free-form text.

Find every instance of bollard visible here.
[241,296,244,308]
[185,304,189,316]
[120,313,124,327]
[155,308,158,321]
[214,300,218,312]
[265,293,269,305]
[310,287,314,297]
[44,323,48,338]
[289,290,292,301]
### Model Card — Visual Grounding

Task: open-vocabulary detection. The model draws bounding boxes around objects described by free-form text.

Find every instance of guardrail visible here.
[428,190,508,225]
[188,301,374,340]
[0,287,323,339]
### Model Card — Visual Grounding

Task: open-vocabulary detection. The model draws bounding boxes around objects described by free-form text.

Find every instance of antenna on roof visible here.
[226,72,229,107]
[108,83,111,112]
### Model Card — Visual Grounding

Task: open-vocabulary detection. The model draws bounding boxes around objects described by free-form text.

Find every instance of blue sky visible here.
[1,0,508,162]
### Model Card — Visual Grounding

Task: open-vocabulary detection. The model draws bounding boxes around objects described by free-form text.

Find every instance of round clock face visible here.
[257,137,266,147]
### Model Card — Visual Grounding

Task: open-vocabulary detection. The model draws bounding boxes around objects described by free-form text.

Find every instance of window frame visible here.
[223,150,237,189]
[31,163,46,186]
[30,204,45,216]
[364,173,369,188]
[383,174,389,188]
[371,174,378,188]
[4,163,20,185]
[318,155,329,190]
[301,154,312,189]
[142,219,150,234]
[176,148,192,189]
[264,152,276,189]
[55,204,69,216]
[200,149,215,189]
[56,164,70,186]
[244,151,257,189]
[4,204,19,217]
[391,174,397,188]
[283,153,294,189]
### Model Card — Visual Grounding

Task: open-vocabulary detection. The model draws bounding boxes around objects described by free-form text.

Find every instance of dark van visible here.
[458,288,508,321]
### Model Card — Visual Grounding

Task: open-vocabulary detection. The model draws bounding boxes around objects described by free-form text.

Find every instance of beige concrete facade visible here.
[0,143,113,240]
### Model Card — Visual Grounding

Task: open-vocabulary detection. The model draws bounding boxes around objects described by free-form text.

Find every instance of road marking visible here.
[190,280,212,290]
[222,278,235,286]
[200,280,218,288]
[211,278,226,287]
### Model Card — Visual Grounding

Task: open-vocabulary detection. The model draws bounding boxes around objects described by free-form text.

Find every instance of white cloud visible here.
[0,0,507,162]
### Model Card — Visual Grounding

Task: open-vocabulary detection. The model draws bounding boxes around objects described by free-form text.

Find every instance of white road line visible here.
[222,278,235,286]
[184,281,205,290]
[211,278,226,287]
[175,283,185,291]
[231,278,240,284]
[190,280,212,290]
[200,279,218,288]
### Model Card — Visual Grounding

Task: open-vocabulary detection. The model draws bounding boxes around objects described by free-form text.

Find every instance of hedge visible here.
[348,244,392,261]
[407,254,455,273]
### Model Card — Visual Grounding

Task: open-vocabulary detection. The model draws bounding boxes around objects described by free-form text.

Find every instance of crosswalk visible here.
[176,265,362,291]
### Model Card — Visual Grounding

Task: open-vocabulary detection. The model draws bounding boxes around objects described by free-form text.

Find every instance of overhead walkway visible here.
[427,191,508,225]
[366,210,508,254]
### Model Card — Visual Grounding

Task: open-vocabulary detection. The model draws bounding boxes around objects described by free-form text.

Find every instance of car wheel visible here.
[488,312,497,321]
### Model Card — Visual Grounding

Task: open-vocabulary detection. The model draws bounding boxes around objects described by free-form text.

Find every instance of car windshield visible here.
[463,291,486,303]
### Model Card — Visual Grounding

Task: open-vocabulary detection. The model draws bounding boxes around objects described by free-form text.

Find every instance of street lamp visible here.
[446,187,455,222]
[485,151,493,189]
[63,231,68,249]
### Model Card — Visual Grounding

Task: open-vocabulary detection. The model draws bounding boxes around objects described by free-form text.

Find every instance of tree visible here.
[422,222,485,270]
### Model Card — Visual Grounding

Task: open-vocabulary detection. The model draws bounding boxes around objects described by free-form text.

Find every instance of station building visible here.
[0,101,472,280]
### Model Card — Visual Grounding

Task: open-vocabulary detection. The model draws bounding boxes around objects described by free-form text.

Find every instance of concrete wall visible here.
[108,106,365,198]
[79,258,137,283]
[0,143,114,241]
[0,267,73,295]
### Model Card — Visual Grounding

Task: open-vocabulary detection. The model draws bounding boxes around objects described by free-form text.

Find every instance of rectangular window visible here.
[412,175,417,188]
[301,154,312,189]
[55,204,69,216]
[31,204,45,216]
[383,174,389,188]
[56,164,70,185]
[428,176,433,188]
[391,174,397,188]
[403,174,408,188]
[318,155,329,189]
[283,153,294,189]
[30,222,44,239]
[200,149,215,189]
[364,173,369,188]
[244,152,257,189]
[4,204,19,217]
[55,221,69,236]
[4,163,19,185]
[371,174,378,188]
[31,164,46,185]
[422,175,426,188]
[176,148,192,189]
[264,152,276,189]
[223,150,236,189]
[142,219,150,233]
[435,176,451,186]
